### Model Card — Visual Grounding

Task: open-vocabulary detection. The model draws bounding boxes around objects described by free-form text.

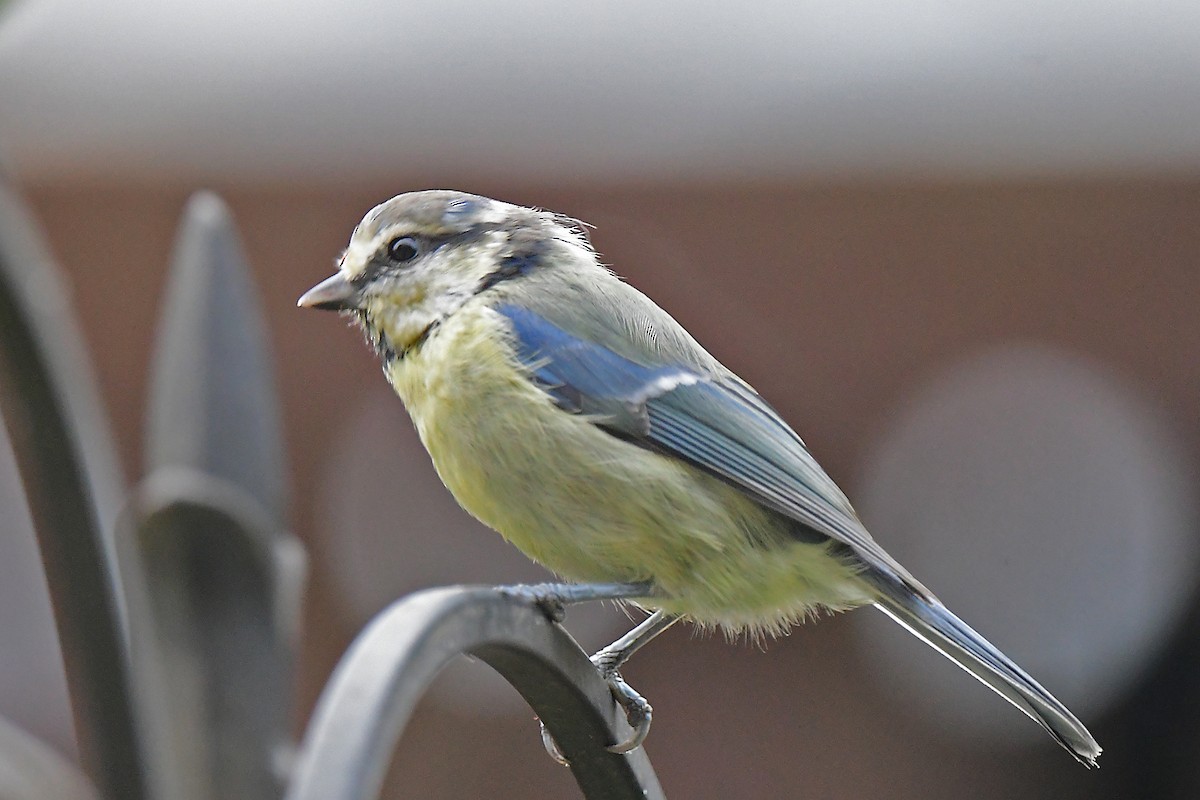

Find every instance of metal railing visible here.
[0,175,664,799]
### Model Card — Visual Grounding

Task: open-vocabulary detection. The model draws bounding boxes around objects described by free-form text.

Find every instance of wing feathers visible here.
[495,303,923,591]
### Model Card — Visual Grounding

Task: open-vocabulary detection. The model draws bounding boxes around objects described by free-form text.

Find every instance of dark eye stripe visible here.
[354,221,525,287]
[355,235,428,284]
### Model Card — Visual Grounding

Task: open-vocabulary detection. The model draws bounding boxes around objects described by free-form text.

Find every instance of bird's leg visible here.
[542,610,679,764]
[591,609,678,676]
[594,611,678,753]
[498,580,654,622]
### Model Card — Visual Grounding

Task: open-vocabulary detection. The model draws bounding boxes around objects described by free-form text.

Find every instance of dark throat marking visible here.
[355,308,437,365]
[477,243,545,294]
[352,309,395,362]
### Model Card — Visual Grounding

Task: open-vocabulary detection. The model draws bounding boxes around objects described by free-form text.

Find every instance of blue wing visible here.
[497,304,922,587]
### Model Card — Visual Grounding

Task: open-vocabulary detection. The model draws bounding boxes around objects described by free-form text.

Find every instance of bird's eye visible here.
[387,236,421,264]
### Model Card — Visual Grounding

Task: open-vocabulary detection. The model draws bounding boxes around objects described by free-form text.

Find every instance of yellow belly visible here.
[386,303,869,634]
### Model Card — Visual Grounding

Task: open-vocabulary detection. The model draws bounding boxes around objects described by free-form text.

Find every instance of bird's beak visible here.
[298,273,358,311]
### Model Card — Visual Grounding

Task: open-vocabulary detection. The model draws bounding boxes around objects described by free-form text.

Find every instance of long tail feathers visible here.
[869,579,1102,767]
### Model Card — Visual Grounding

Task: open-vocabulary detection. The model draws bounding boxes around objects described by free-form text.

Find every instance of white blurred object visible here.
[854,344,1197,747]
[0,413,76,760]
[0,717,93,800]
[1,1,1199,182]
[316,387,631,717]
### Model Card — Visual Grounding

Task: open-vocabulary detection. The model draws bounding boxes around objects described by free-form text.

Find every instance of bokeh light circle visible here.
[854,344,1197,746]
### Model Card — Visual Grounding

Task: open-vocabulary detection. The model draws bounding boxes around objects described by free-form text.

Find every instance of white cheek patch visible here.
[374,306,432,351]
[426,235,506,291]
[365,238,501,350]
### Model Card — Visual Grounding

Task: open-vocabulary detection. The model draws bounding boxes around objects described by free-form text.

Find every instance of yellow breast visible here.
[384,301,869,634]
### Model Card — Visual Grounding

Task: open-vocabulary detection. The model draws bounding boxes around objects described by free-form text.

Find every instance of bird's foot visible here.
[540,666,653,766]
[601,670,653,754]
[590,639,629,676]
[497,583,570,622]
[497,581,655,623]
[519,590,664,766]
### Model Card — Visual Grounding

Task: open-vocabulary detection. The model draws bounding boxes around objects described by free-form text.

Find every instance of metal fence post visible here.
[129,192,306,800]
[0,173,149,799]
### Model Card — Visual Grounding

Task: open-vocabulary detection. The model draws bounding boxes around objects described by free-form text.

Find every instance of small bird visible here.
[299,190,1101,767]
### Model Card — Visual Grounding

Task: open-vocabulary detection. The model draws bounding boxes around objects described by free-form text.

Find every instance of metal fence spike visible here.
[146,191,287,522]
[132,192,306,800]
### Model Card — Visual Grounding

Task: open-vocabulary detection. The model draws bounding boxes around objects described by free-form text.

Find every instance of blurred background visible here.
[2,0,1199,797]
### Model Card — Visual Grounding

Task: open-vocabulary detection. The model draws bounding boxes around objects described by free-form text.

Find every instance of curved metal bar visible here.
[286,586,665,800]
[0,176,144,796]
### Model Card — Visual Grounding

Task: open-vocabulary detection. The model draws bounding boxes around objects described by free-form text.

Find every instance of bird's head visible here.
[298,190,590,358]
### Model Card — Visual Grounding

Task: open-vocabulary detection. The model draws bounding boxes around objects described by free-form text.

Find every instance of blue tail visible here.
[869,577,1101,767]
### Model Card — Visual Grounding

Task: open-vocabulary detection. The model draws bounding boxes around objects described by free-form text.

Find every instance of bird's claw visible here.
[539,719,570,766]
[604,671,652,754]
[538,670,653,765]
[527,598,668,765]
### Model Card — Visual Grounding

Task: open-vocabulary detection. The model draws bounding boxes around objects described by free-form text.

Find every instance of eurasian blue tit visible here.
[299,190,1101,767]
